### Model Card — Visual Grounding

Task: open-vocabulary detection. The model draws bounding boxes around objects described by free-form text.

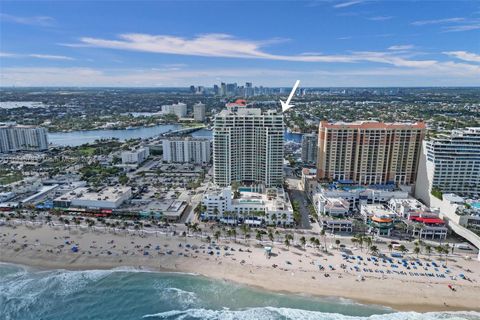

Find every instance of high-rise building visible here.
[162,138,211,164]
[162,102,187,118]
[220,82,226,96]
[317,120,425,186]
[193,102,206,122]
[0,124,49,153]
[416,127,480,203]
[245,82,254,97]
[213,106,284,187]
[213,85,220,96]
[226,83,237,96]
[301,133,318,164]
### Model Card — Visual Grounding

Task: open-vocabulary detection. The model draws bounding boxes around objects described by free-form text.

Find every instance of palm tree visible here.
[214,230,221,242]
[320,229,328,252]
[314,238,320,252]
[370,245,379,256]
[413,246,421,258]
[284,238,290,250]
[256,230,263,242]
[425,244,432,257]
[335,239,341,249]
[206,235,211,243]
[364,236,373,253]
[309,237,316,247]
[355,234,364,251]
[268,229,274,244]
[300,236,306,249]
[387,243,393,252]
[398,245,408,255]
[231,228,237,242]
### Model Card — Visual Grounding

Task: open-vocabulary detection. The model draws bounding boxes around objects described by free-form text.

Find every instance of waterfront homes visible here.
[53,186,132,209]
[201,187,294,227]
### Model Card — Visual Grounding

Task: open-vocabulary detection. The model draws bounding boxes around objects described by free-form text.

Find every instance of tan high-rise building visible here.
[317,120,425,186]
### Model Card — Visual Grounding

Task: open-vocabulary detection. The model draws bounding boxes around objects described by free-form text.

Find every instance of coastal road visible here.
[286,176,312,229]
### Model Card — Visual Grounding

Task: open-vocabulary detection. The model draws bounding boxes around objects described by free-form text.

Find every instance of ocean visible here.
[1,263,478,320]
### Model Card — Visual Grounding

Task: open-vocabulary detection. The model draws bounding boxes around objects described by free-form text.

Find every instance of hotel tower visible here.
[317,120,426,186]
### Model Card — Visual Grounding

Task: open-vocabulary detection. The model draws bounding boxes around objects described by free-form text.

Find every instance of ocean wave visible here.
[142,308,480,320]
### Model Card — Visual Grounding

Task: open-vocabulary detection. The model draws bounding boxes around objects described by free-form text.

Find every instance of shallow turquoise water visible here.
[1,263,479,320]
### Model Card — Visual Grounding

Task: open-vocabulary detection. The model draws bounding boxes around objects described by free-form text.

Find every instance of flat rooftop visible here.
[55,186,131,202]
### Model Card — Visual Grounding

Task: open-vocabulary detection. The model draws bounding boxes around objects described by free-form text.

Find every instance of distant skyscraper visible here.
[245,82,254,97]
[213,106,284,187]
[220,82,227,96]
[193,102,206,122]
[0,124,48,153]
[416,127,480,203]
[213,84,220,96]
[189,85,196,93]
[301,133,318,164]
[226,83,237,96]
[317,120,425,185]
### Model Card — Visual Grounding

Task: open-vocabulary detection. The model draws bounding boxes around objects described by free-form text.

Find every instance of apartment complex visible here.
[301,133,318,164]
[317,120,425,186]
[193,102,206,122]
[162,138,211,164]
[213,105,284,187]
[121,147,150,165]
[162,102,187,118]
[0,124,49,153]
[415,128,480,201]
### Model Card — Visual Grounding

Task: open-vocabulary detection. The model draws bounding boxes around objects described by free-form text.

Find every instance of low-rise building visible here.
[121,147,149,165]
[313,182,408,213]
[300,168,317,199]
[202,187,294,227]
[53,186,132,209]
[315,194,350,217]
[360,204,396,236]
[320,218,353,233]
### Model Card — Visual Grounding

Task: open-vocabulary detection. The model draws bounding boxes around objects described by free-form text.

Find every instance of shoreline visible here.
[2,224,480,313]
[0,258,472,314]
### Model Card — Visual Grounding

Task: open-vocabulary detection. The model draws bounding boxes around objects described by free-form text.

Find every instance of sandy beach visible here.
[1,222,479,313]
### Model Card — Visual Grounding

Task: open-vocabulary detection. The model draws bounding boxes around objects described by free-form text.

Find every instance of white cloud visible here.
[1,62,479,87]
[411,17,465,26]
[443,51,480,63]
[66,33,441,68]
[442,24,480,32]
[0,13,55,26]
[367,16,393,21]
[28,54,75,61]
[388,45,414,51]
[333,1,364,9]
[0,52,74,60]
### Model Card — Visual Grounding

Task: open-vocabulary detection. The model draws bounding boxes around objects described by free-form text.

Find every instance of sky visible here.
[0,0,479,87]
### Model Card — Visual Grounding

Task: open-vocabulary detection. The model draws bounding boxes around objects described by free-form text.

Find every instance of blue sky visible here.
[1,0,479,87]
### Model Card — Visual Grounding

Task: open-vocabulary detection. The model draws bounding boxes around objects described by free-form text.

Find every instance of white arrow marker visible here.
[280,80,300,112]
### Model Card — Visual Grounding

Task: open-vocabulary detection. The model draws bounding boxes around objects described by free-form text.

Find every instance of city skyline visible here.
[1,1,480,87]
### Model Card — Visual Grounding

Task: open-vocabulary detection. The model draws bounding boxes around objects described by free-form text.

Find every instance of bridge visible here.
[161,125,206,137]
